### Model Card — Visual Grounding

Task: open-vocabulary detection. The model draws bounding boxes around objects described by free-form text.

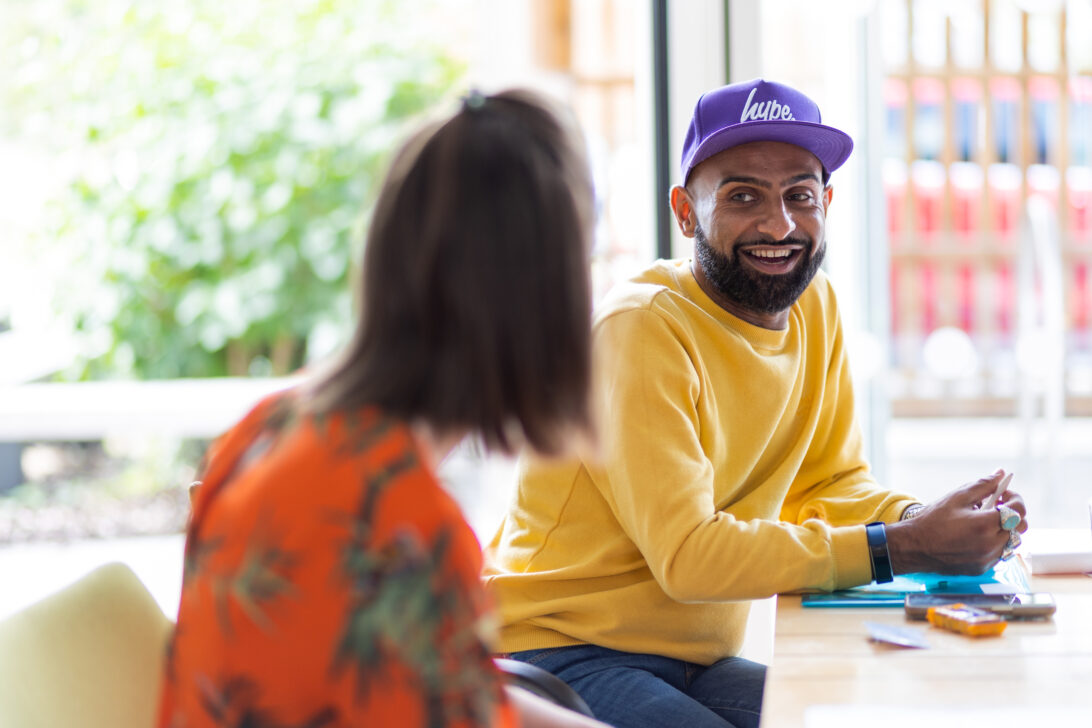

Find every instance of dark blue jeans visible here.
[508,644,765,728]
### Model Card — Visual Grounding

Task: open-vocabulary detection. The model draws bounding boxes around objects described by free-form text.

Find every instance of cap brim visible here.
[683,121,854,182]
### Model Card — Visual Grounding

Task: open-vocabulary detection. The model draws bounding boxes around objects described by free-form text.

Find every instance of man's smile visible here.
[737,244,806,275]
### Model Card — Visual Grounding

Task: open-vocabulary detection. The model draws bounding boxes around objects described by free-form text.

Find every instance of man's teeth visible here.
[749,249,793,259]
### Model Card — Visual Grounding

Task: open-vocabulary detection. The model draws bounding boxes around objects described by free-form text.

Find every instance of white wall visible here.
[666,0,728,256]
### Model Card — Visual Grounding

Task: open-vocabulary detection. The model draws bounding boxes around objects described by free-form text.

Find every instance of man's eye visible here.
[731,191,756,202]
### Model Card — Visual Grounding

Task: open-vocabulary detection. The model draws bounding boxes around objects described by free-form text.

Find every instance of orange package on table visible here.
[926,603,1008,637]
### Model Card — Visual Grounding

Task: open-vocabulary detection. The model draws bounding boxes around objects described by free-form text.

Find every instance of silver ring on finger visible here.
[999,532,1021,561]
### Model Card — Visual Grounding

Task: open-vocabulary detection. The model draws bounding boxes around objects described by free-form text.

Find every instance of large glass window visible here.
[877,0,1091,528]
[0,0,657,546]
[746,0,1091,528]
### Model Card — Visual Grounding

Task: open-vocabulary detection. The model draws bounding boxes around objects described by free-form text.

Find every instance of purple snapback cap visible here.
[680,78,854,183]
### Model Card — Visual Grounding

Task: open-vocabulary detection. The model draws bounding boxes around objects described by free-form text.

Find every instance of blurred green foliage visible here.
[2,0,464,378]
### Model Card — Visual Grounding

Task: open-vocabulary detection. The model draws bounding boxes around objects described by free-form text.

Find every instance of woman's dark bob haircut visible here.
[308,89,595,456]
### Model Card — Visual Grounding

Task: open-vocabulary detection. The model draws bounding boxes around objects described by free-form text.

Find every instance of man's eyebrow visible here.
[717,175,771,189]
[784,172,822,186]
[717,172,822,190]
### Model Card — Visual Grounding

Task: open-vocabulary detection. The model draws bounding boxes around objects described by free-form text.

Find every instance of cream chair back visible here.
[0,562,172,728]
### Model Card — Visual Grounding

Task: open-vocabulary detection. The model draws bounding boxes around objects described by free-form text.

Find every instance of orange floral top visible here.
[158,390,514,728]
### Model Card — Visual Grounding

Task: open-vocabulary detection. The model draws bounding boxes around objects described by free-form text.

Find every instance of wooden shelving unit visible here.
[882,0,1092,416]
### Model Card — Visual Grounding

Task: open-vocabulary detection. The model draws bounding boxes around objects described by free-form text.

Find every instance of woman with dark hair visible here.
[158,90,606,728]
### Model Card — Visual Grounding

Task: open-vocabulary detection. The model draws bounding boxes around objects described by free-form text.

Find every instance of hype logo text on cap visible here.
[680,78,854,183]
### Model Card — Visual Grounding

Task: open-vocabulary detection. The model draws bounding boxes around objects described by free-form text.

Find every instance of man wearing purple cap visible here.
[484,79,1028,727]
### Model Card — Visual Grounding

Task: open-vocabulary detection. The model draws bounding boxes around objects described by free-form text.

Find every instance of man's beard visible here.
[694,224,826,315]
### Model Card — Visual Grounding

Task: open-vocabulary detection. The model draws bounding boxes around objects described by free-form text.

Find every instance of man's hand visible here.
[886,469,1029,575]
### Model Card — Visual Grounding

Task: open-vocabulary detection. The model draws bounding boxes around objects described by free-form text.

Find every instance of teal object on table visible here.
[800,558,1031,608]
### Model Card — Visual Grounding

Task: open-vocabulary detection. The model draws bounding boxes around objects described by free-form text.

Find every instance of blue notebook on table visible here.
[800,557,1032,608]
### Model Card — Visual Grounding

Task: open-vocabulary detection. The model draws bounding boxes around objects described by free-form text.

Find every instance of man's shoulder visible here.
[798,269,839,312]
[594,259,690,324]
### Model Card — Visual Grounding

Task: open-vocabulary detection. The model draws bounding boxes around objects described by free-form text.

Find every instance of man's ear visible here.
[670,185,697,238]
[823,184,833,211]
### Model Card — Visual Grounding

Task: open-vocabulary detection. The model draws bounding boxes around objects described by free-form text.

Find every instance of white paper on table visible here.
[1022,528,1092,575]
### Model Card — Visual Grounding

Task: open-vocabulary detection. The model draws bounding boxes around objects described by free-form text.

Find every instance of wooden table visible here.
[760,564,1092,725]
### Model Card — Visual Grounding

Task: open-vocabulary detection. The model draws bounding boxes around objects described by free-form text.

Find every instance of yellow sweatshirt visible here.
[483,259,917,666]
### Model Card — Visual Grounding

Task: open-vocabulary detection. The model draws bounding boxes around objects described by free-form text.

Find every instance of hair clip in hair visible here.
[462,89,487,111]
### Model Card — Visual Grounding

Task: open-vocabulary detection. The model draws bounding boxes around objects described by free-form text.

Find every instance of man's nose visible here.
[755,199,797,241]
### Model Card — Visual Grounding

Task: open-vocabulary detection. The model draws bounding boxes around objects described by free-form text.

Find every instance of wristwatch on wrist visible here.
[865,522,894,583]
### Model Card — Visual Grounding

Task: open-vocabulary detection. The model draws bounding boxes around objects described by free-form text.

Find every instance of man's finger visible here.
[999,493,1026,516]
[956,469,1007,506]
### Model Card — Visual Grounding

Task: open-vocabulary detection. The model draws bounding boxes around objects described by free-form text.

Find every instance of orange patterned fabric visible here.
[158,390,514,728]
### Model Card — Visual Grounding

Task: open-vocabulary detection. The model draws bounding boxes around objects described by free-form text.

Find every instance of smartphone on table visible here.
[904,592,1056,620]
